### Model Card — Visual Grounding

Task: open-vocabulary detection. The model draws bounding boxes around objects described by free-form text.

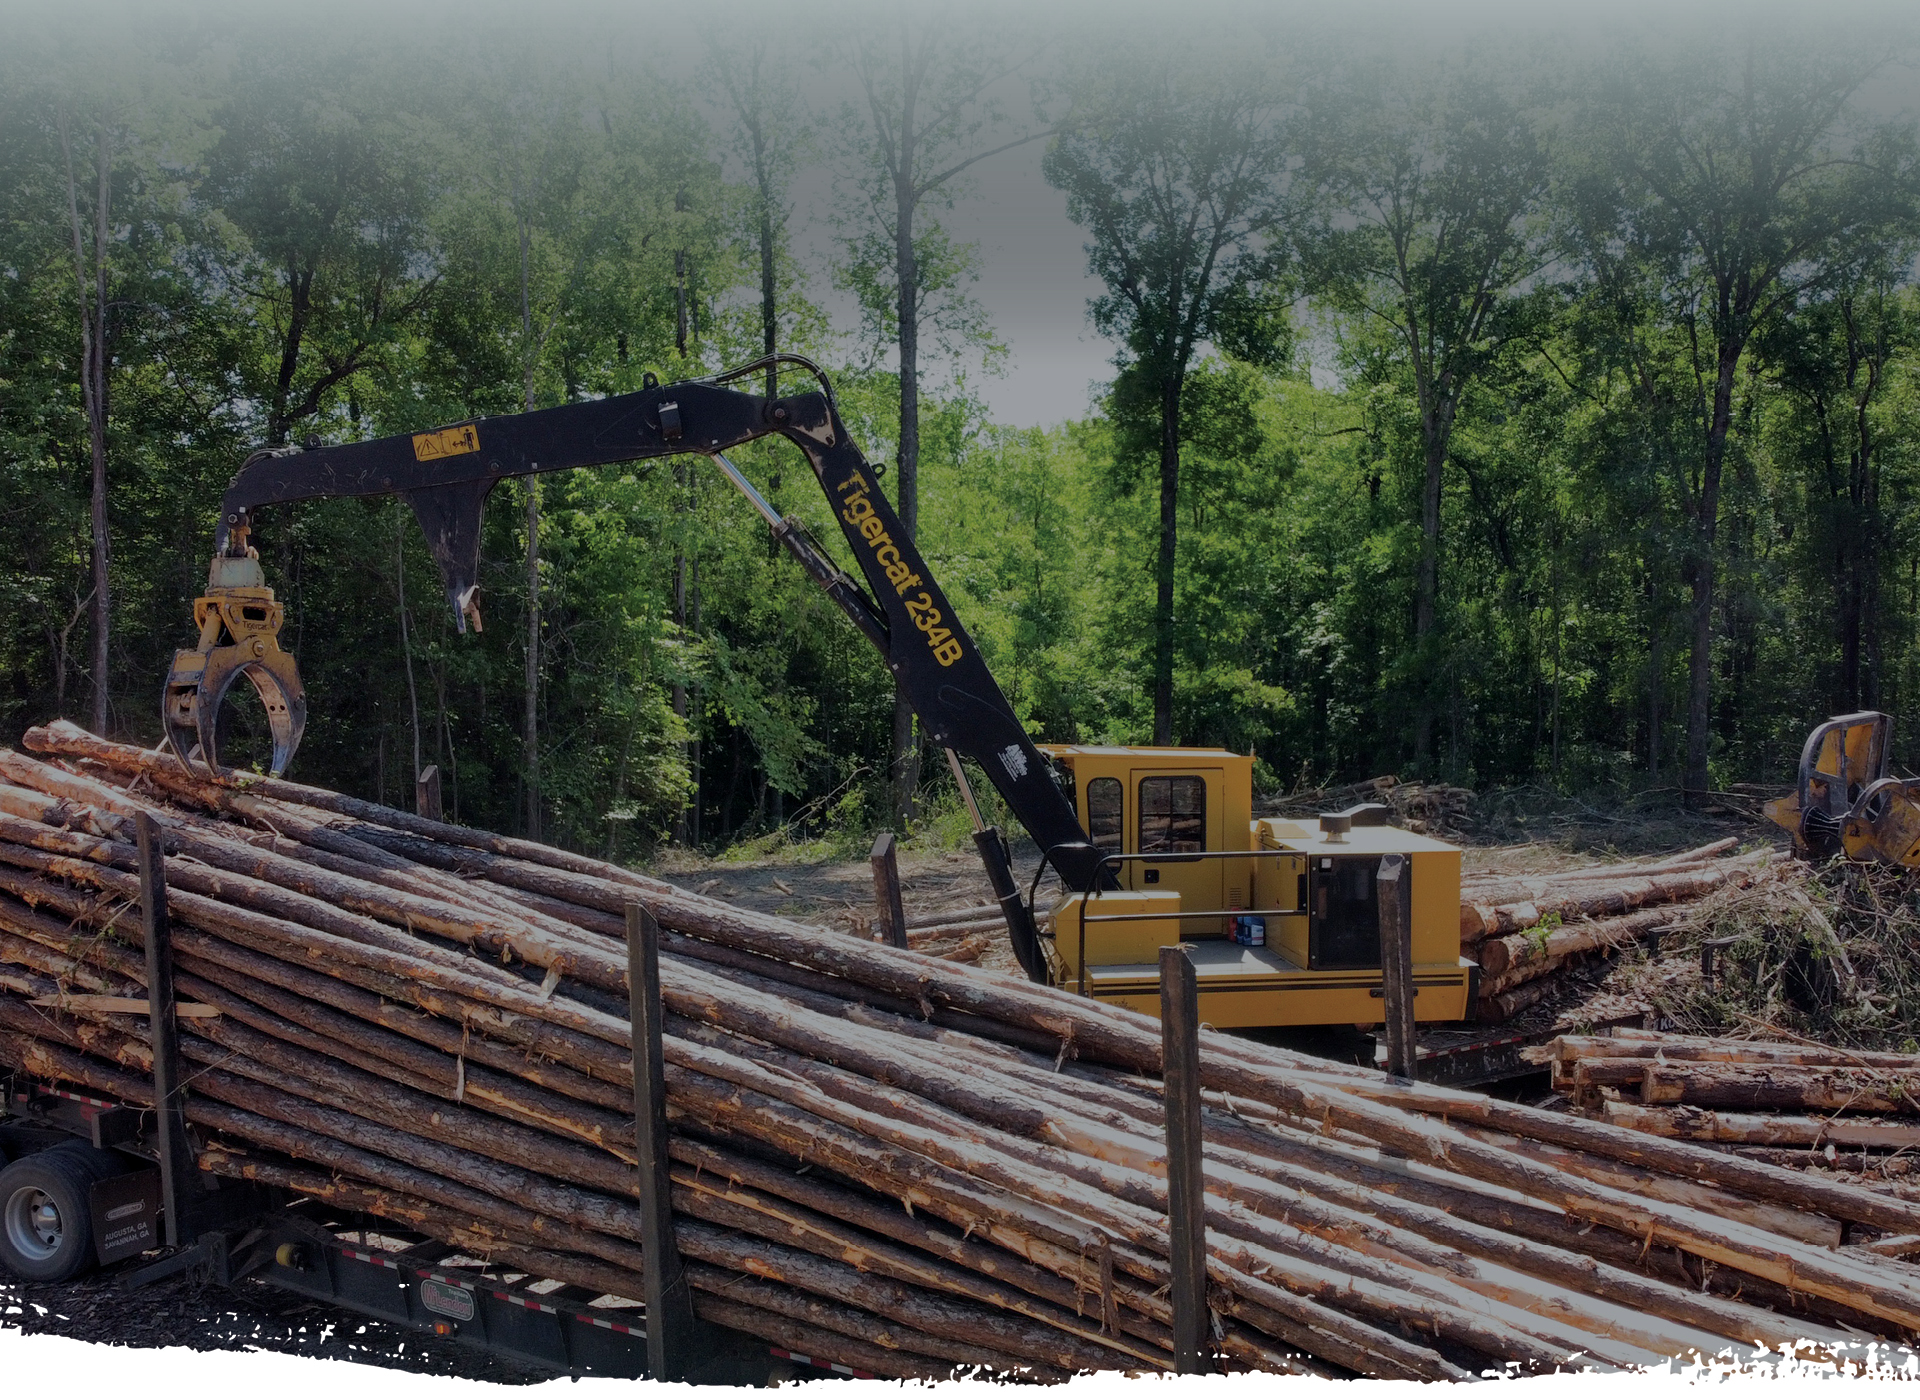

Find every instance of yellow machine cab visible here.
[1039,745,1473,1028]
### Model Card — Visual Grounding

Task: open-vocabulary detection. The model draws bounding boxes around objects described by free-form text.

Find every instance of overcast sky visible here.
[707,0,1920,428]
[17,0,1920,428]
[792,133,1110,431]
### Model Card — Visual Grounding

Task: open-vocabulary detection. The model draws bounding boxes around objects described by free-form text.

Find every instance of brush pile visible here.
[1263,776,1476,836]
[1644,856,1920,1052]
[1460,841,1766,1022]
[4,723,1920,1376]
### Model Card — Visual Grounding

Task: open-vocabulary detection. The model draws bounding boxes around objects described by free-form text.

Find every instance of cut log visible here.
[1639,1062,1920,1115]
[1600,1103,1920,1149]
[27,995,218,1018]
[905,904,1001,931]
[1475,978,1556,1022]
[681,1260,1067,1380]
[1644,837,1741,869]
[1547,1030,1920,1074]
[1470,866,1754,939]
[1477,908,1681,981]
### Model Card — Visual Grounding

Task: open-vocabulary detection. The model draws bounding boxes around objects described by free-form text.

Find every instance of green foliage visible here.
[5,16,1920,877]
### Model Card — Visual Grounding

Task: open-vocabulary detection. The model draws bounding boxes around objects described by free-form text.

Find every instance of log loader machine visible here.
[161,355,1473,1029]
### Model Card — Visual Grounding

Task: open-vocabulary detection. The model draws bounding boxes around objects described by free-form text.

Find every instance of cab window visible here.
[1085,777,1124,852]
[1139,776,1205,854]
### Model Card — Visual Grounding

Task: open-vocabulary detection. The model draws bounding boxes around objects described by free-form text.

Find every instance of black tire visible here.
[0,1150,102,1282]
[43,1140,131,1183]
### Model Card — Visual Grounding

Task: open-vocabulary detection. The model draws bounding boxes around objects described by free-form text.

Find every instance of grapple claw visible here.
[163,554,307,777]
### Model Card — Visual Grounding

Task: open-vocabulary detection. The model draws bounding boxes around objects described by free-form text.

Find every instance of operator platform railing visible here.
[1071,849,1306,998]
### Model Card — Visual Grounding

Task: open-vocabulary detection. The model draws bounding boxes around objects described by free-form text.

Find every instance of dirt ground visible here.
[652,834,1064,977]
[653,838,1051,927]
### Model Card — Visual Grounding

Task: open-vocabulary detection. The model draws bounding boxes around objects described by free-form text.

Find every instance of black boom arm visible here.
[198,360,1103,977]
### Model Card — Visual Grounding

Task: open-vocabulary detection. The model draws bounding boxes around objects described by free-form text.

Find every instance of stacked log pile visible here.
[2,724,1918,1375]
[1531,1028,1920,1146]
[1460,841,1763,1021]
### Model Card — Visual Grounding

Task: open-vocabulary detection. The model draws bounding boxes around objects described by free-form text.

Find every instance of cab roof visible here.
[1255,817,1459,855]
[1039,744,1249,762]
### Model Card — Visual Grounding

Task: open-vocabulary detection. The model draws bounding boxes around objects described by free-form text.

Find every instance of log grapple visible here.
[162,549,306,776]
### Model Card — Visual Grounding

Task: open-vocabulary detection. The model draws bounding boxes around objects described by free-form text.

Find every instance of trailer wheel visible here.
[43,1140,130,1182]
[0,1151,101,1282]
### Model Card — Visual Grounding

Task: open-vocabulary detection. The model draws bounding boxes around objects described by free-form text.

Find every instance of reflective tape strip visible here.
[769,1346,875,1379]
[43,1086,117,1108]
[491,1290,558,1315]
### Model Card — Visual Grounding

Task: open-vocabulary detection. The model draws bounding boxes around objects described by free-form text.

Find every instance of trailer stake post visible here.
[869,831,909,949]
[627,901,699,1379]
[416,764,442,821]
[1159,943,1211,1373]
[138,812,195,1246]
[1377,852,1418,1081]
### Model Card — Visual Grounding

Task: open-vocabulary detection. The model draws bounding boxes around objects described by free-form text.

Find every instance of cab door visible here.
[1131,768,1225,935]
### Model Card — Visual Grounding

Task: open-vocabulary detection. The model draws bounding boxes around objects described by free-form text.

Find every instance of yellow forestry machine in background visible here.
[1765,711,1920,866]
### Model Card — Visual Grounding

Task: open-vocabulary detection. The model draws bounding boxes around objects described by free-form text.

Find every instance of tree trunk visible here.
[673,464,691,845]
[1646,575,1661,778]
[1153,374,1182,746]
[267,264,313,447]
[60,110,112,737]
[396,513,422,780]
[1549,547,1563,780]
[891,161,923,822]
[1846,302,1881,710]
[519,211,541,841]
[86,117,111,737]
[1683,340,1741,804]
[1411,408,1449,772]
[524,480,541,841]
[758,151,778,399]
[690,557,702,844]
